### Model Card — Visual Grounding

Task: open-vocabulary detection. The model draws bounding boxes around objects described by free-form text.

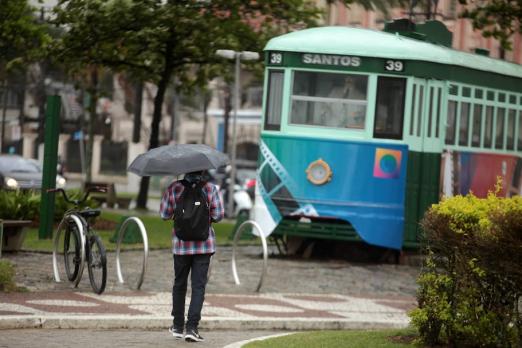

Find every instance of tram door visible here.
[403,78,445,247]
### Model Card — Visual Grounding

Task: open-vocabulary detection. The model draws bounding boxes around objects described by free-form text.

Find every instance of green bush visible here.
[410,187,522,347]
[0,190,40,220]
[0,189,99,223]
[0,260,17,292]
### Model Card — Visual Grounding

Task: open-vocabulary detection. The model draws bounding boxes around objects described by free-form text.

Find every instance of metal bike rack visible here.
[115,217,148,290]
[53,214,86,288]
[231,220,268,292]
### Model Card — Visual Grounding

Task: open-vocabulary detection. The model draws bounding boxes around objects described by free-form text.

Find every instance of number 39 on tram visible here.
[253,20,522,250]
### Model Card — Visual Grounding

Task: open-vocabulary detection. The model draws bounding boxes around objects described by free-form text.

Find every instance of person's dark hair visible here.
[184,170,208,184]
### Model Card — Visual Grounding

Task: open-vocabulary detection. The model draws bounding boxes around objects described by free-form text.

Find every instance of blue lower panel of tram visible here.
[257,134,408,250]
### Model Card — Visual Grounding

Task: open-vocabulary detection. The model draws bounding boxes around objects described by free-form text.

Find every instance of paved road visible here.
[0,329,282,348]
[5,247,420,297]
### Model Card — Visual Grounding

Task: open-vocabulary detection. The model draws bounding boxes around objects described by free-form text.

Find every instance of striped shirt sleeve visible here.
[160,183,176,220]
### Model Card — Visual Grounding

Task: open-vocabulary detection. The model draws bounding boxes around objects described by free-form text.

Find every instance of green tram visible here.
[253,20,522,250]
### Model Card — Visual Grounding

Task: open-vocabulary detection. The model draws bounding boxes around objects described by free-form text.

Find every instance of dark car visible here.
[0,155,66,190]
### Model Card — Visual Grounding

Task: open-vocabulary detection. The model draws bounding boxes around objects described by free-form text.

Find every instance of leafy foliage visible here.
[0,190,40,221]
[410,185,522,347]
[458,0,522,49]
[0,0,50,77]
[0,260,17,293]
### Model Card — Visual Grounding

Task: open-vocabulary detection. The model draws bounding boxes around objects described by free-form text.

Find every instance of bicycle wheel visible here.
[63,220,81,282]
[87,234,107,294]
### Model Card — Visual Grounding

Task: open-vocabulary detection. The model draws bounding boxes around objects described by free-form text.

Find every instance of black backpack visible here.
[174,179,210,241]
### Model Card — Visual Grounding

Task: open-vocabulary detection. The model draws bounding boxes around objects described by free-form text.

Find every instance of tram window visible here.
[475,89,483,99]
[462,87,471,97]
[495,108,505,149]
[498,93,506,103]
[373,77,406,139]
[509,94,517,104]
[471,104,482,147]
[518,111,522,151]
[507,109,516,150]
[487,91,495,101]
[290,71,368,129]
[445,101,457,145]
[449,84,458,95]
[264,70,284,131]
[459,102,470,146]
[484,106,494,148]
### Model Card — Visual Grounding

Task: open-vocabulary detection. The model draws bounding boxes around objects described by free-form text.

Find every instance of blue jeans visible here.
[171,253,211,330]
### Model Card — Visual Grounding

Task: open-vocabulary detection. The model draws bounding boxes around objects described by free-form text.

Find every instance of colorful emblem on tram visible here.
[373,148,402,179]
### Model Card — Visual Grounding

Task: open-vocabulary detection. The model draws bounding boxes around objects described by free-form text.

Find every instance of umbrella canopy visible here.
[128,144,230,176]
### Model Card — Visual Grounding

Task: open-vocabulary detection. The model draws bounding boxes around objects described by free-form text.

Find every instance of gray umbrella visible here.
[128,144,230,176]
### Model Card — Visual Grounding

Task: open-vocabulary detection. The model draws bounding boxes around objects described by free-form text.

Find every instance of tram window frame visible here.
[373,76,406,140]
[416,85,424,137]
[289,70,369,130]
[427,86,435,137]
[409,84,417,136]
[264,70,284,131]
[435,87,442,138]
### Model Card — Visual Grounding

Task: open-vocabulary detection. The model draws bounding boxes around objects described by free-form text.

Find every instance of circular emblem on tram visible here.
[306,159,332,185]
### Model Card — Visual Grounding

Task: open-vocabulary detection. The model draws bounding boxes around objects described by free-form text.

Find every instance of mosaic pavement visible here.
[0,291,414,330]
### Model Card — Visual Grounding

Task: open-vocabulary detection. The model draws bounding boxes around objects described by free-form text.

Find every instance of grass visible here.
[244,328,419,348]
[22,210,237,252]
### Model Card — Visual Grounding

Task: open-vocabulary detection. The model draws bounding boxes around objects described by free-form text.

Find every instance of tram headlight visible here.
[305,159,332,185]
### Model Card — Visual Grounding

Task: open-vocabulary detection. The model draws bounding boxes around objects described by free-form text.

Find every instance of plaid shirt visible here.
[160,180,224,255]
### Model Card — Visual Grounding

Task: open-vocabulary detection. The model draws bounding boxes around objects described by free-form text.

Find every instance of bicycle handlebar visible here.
[47,186,107,206]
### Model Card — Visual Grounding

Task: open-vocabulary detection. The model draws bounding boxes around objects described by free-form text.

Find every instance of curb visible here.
[0,315,410,330]
[223,332,295,348]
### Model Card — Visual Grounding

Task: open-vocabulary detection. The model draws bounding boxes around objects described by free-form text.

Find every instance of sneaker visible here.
[185,328,204,342]
[168,325,184,339]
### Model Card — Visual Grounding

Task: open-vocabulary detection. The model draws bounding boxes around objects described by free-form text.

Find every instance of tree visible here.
[458,0,522,49]
[0,0,49,153]
[0,0,49,79]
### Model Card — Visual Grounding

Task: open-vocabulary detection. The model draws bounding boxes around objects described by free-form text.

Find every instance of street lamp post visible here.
[216,49,259,217]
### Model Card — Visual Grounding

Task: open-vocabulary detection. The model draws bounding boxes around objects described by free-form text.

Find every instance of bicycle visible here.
[49,187,107,294]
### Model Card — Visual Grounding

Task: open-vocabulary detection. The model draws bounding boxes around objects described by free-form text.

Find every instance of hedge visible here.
[410,185,522,347]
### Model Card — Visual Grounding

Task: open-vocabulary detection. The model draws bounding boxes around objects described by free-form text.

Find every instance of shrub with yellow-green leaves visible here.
[410,189,522,347]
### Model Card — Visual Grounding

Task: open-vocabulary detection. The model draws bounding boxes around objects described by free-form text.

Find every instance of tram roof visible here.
[265,26,522,79]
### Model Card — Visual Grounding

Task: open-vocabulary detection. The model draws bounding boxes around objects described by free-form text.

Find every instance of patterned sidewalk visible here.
[0,291,414,330]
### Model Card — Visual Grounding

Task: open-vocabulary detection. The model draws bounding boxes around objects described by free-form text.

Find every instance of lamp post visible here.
[216,49,259,217]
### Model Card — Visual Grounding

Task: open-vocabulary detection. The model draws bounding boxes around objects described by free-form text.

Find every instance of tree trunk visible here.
[136,68,173,209]
[132,81,143,143]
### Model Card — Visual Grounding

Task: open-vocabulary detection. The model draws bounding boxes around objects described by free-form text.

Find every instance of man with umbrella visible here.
[129,144,227,342]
